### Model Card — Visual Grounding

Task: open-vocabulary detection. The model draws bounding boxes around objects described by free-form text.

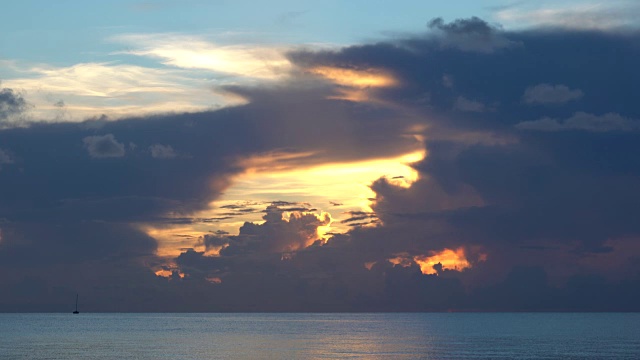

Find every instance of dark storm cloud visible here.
[0,221,156,267]
[0,78,419,310]
[3,18,640,311]
[258,18,640,309]
[198,19,640,309]
[0,83,418,224]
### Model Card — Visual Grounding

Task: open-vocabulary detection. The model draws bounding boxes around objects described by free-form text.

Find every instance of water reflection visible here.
[1,313,639,359]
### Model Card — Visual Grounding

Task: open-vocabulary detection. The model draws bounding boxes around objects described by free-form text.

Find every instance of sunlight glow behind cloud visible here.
[388,247,483,275]
[142,149,426,257]
[218,149,425,224]
[308,67,398,88]
[414,248,472,275]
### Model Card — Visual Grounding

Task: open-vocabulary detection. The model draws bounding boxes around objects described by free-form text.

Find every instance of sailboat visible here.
[73,294,79,314]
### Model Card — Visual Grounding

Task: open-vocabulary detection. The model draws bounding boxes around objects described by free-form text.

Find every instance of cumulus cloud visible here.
[427,17,519,52]
[523,83,583,104]
[83,134,126,158]
[150,144,177,159]
[222,204,331,254]
[516,112,640,132]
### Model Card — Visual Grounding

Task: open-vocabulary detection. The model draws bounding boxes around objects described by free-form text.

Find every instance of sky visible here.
[1,0,640,312]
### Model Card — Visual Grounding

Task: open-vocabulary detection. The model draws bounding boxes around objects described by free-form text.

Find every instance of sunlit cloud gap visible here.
[220,149,425,211]
[143,149,426,257]
[308,67,398,88]
[224,152,422,217]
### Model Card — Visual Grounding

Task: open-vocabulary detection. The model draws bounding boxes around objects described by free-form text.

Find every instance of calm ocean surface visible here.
[1,313,638,359]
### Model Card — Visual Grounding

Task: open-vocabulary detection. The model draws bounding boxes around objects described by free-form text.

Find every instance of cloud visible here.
[0,68,423,310]
[83,134,126,158]
[150,144,177,159]
[495,2,640,30]
[0,86,28,123]
[516,112,640,132]
[453,96,486,112]
[112,34,292,80]
[523,83,583,104]
[3,19,640,311]
[340,211,378,226]
[221,203,331,254]
[1,62,231,121]
[428,16,495,35]
[442,74,454,88]
[279,20,640,308]
[0,148,14,169]
[427,17,519,53]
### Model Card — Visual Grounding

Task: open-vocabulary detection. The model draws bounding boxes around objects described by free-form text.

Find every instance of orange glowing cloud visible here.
[155,269,185,279]
[208,149,424,238]
[141,225,208,257]
[387,252,414,267]
[414,248,471,275]
[206,276,223,284]
[308,66,398,88]
[388,247,485,275]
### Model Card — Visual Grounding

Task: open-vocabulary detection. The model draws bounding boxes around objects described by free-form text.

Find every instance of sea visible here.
[1,313,638,359]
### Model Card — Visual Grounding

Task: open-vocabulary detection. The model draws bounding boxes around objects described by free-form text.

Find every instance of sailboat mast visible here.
[72,293,80,314]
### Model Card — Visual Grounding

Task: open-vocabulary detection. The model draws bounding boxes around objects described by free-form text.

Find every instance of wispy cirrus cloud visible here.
[516,112,640,132]
[494,2,640,30]
[111,33,293,80]
[2,61,241,122]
